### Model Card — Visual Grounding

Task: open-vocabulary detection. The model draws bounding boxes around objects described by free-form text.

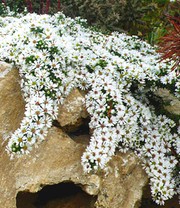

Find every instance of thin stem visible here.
[40,0,44,14]
[26,0,33,13]
[57,0,61,11]
[45,0,51,14]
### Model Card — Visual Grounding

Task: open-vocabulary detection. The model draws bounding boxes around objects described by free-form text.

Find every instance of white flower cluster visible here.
[0,12,179,205]
[138,115,178,204]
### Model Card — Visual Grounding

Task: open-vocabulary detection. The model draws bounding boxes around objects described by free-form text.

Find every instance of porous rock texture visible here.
[0,61,25,141]
[57,88,88,130]
[155,88,180,115]
[0,62,149,208]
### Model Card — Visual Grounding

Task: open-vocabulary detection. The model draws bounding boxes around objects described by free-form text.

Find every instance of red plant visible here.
[2,0,6,5]
[37,0,61,14]
[57,0,61,11]
[26,0,33,13]
[158,15,180,75]
[45,0,50,14]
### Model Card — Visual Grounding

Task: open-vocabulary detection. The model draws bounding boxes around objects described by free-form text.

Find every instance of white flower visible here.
[0,11,179,205]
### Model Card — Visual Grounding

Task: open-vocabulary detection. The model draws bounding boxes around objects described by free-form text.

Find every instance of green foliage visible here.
[141,0,180,45]
[1,0,26,13]
[61,0,180,44]
[61,0,153,33]
[0,0,61,14]
[0,3,8,16]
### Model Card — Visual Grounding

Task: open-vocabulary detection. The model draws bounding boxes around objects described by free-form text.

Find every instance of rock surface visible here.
[95,153,148,208]
[0,62,25,208]
[0,131,148,208]
[57,89,88,131]
[0,61,25,141]
[155,88,180,115]
[0,62,148,208]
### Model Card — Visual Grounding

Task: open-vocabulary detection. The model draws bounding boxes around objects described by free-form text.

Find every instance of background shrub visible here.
[60,0,180,44]
[0,0,179,45]
[0,0,61,14]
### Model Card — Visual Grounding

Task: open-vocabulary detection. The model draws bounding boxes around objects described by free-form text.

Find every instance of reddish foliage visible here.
[26,0,33,13]
[2,0,6,5]
[57,0,61,11]
[42,0,61,13]
[45,0,51,14]
[158,15,180,75]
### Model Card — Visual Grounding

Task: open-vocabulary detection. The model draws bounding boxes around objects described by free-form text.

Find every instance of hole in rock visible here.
[52,117,90,145]
[140,185,179,208]
[64,117,91,145]
[52,117,90,136]
[16,182,96,208]
[69,119,90,136]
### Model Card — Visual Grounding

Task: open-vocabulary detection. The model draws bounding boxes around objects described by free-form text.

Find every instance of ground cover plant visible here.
[0,9,179,206]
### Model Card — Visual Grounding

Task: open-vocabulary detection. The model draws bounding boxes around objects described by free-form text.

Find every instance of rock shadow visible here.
[16,182,96,208]
[140,185,179,208]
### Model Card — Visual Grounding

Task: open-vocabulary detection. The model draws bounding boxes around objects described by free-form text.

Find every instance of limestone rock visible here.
[95,152,148,208]
[0,128,91,208]
[0,61,148,208]
[0,62,25,140]
[155,88,180,115]
[83,174,101,195]
[0,62,25,208]
[0,131,148,208]
[57,89,89,131]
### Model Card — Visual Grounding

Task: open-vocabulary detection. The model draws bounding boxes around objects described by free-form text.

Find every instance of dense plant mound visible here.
[0,12,179,205]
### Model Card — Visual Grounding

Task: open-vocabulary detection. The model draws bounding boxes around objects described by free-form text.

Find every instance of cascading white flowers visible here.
[0,12,179,205]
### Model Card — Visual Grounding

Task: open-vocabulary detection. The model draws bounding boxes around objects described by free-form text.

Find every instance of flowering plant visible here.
[0,12,179,205]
